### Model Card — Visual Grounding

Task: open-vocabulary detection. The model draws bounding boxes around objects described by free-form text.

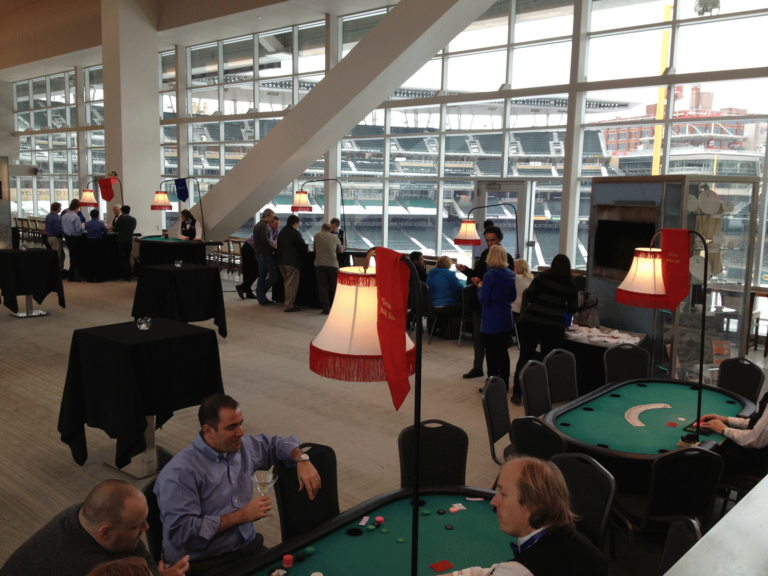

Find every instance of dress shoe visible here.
[322,310,330,315]
[463,369,484,379]
[236,285,245,300]
[245,293,257,299]
[511,392,522,405]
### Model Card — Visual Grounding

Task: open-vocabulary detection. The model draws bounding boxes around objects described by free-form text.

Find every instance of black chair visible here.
[457,285,475,347]
[551,453,616,550]
[142,479,163,563]
[511,416,566,460]
[611,448,724,565]
[273,443,340,541]
[408,283,443,345]
[656,518,701,576]
[718,357,764,405]
[543,348,579,403]
[519,360,552,416]
[482,376,515,466]
[604,344,651,384]
[398,419,468,488]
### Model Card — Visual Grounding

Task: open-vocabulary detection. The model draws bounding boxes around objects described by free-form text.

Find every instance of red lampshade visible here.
[79,189,98,207]
[151,191,172,211]
[291,189,312,212]
[453,219,482,246]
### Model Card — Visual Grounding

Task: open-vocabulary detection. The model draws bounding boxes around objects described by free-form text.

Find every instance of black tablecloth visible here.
[0,249,65,313]
[272,251,368,308]
[137,236,221,267]
[66,233,124,281]
[58,318,224,468]
[131,264,227,337]
[11,227,20,249]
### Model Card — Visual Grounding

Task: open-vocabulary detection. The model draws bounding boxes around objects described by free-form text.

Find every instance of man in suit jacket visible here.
[450,457,607,576]
[276,215,308,312]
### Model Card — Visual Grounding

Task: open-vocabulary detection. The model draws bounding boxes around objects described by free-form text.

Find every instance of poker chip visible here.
[367,524,376,531]
[282,555,293,568]
[381,528,390,534]
[295,552,306,563]
[373,521,381,528]
[449,507,458,513]
[305,547,315,555]
[445,525,454,530]
[375,516,385,524]
[396,537,406,543]
[422,509,431,516]
[437,509,446,515]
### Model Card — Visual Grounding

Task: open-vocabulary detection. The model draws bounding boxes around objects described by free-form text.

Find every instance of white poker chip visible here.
[678,418,686,421]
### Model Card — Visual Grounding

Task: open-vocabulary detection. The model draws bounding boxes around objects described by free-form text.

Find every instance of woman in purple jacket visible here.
[478,245,517,393]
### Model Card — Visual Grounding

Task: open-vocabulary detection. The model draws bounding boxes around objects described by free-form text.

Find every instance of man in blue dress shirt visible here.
[154,394,321,576]
[44,202,65,271]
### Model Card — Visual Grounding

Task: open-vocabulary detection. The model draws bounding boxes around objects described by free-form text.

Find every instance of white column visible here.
[174,0,496,241]
[74,66,88,205]
[0,81,14,163]
[324,13,341,222]
[558,0,590,262]
[101,0,160,236]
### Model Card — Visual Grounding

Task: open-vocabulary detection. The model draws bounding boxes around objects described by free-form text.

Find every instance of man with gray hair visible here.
[313,222,343,314]
[108,204,123,230]
[252,209,280,306]
[0,479,188,576]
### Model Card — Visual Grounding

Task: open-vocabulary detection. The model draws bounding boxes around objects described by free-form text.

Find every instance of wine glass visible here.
[252,471,278,522]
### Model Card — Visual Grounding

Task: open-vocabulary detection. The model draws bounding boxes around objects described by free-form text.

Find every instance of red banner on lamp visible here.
[375,247,412,411]
[660,228,690,310]
[98,178,114,202]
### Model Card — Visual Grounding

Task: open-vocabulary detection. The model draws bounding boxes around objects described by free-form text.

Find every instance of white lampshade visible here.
[79,189,98,207]
[291,189,312,212]
[453,219,482,246]
[151,191,173,211]
[310,266,416,382]
[616,248,667,308]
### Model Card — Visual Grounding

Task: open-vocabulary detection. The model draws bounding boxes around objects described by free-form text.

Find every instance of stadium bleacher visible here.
[475,134,503,155]
[476,159,501,175]
[445,135,470,153]
[395,137,429,152]
[517,167,555,177]
[548,200,561,218]
[345,227,369,249]
[579,198,591,218]
[582,130,604,156]
[513,132,552,155]
[388,227,420,251]
[534,227,559,265]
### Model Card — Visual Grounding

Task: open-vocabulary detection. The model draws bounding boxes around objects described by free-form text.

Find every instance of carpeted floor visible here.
[0,264,683,574]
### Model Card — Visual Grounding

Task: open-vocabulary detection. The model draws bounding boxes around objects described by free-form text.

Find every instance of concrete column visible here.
[324,13,341,222]
[74,66,88,205]
[175,45,189,210]
[174,0,496,240]
[101,0,159,236]
[0,81,14,164]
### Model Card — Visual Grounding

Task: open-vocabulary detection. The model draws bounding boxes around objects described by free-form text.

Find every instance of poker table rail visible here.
[210,486,496,576]
[543,378,755,463]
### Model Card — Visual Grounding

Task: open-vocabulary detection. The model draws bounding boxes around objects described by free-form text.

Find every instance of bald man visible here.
[452,458,607,576]
[0,479,188,576]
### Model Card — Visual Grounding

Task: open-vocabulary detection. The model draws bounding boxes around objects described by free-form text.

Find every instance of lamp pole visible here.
[466,202,519,259]
[300,178,346,243]
[363,247,423,576]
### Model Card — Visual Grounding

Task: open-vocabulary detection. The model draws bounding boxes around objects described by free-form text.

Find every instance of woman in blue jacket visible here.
[426,255,465,338]
[478,245,517,392]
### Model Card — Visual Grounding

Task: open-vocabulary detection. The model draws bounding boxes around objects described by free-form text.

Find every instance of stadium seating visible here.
[518,166,555,177]
[476,159,501,176]
[359,226,382,246]
[582,130,604,156]
[475,134,503,155]
[534,227,560,265]
[548,200,561,218]
[579,198,591,218]
[534,202,546,218]
[388,227,420,252]
[395,137,429,152]
[260,119,279,138]
[345,227,369,249]
[513,132,552,155]
[445,135,470,153]
[401,198,437,211]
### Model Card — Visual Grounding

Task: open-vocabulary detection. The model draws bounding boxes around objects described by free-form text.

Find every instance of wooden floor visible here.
[3,265,765,573]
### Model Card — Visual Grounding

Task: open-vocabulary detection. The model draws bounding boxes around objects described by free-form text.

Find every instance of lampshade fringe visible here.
[310,342,415,382]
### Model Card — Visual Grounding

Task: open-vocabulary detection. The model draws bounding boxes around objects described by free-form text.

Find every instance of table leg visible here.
[10,295,50,318]
[105,416,175,479]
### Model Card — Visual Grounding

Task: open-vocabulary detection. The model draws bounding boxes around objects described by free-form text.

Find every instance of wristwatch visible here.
[295,452,310,463]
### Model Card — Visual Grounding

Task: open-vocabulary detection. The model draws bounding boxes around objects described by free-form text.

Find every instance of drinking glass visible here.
[252,471,278,522]
[137,317,152,330]
[174,260,182,267]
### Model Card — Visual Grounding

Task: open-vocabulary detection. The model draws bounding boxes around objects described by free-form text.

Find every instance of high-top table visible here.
[58,318,224,478]
[0,248,65,317]
[136,236,222,267]
[131,263,227,337]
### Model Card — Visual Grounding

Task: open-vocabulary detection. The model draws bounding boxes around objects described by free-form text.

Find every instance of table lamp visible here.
[617,229,709,443]
[151,191,173,211]
[79,189,98,208]
[310,251,425,576]
[453,202,519,258]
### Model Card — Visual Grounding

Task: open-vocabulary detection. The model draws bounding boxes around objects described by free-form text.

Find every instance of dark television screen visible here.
[593,220,656,272]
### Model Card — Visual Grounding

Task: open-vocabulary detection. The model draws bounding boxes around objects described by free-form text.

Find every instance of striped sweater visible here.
[520,271,579,329]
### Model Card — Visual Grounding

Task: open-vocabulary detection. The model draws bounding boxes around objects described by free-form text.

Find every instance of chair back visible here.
[604,344,651,384]
[399,420,468,488]
[645,448,724,526]
[142,479,163,563]
[544,349,579,403]
[511,416,566,460]
[720,288,756,312]
[551,453,616,549]
[520,360,552,416]
[718,357,764,405]
[481,376,513,465]
[273,443,340,541]
[232,240,242,255]
[656,518,701,576]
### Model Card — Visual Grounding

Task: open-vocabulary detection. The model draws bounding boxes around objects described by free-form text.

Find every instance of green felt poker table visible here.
[212,487,513,576]
[543,379,755,491]
[136,235,221,267]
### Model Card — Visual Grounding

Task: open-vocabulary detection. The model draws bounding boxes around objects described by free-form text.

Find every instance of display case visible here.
[586,175,760,381]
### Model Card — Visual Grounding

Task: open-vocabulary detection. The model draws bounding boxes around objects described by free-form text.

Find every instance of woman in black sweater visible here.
[511,254,579,405]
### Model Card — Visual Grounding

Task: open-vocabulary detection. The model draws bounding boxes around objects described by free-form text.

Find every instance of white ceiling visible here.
[0,0,395,82]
